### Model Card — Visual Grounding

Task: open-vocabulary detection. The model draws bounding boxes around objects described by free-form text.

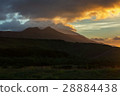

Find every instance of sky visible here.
[0,0,120,47]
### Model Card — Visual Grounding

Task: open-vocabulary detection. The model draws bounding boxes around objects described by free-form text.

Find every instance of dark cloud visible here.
[91,38,105,41]
[0,0,120,21]
[0,0,13,20]
[0,0,120,32]
[10,0,120,21]
[92,36,120,47]
[113,36,120,40]
[92,36,120,42]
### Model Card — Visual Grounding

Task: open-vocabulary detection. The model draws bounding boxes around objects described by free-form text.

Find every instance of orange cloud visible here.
[92,36,120,47]
[33,17,76,32]
[32,1,120,32]
[36,2,120,22]
[19,0,120,24]
[12,0,120,32]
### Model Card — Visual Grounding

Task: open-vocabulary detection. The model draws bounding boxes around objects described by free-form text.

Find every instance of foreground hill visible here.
[0,37,120,69]
[0,27,95,43]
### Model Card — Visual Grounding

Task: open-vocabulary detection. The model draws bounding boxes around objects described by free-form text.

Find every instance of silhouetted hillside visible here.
[0,27,95,43]
[0,37,119,69]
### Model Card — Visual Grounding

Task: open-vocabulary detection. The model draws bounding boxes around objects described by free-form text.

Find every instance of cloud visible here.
[91,38,105,41]
[0,0,13,20]
[0,0,120,32]
[0,0,120,21]
[92,36,120,47]
[113,36,120,40]
[73,21,120,32]
[0,18,76,35]
[0,18,25,31]
[10,0,120,22]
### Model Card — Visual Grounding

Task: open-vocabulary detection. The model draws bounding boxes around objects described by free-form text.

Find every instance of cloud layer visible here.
[11,0,120,22]
[0,0,120,32]
[92,36,120,47]
[1,0,120,21]
[74,22,120,31]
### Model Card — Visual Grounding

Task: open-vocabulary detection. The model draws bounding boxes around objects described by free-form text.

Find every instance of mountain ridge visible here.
[0,27,95,43]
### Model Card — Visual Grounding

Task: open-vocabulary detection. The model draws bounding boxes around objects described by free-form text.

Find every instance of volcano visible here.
[0,27,95,43]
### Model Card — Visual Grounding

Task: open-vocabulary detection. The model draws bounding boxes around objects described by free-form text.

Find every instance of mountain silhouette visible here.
[0,27,95,43]
[23,27,41,32]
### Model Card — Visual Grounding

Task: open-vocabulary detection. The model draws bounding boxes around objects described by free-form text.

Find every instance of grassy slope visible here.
[0,38,120,79]
[0,37,120,68]
[0,67,120,79]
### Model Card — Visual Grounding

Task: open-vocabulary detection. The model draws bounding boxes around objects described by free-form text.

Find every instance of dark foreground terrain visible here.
[0,37,120,79]
[0,67,120,79]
